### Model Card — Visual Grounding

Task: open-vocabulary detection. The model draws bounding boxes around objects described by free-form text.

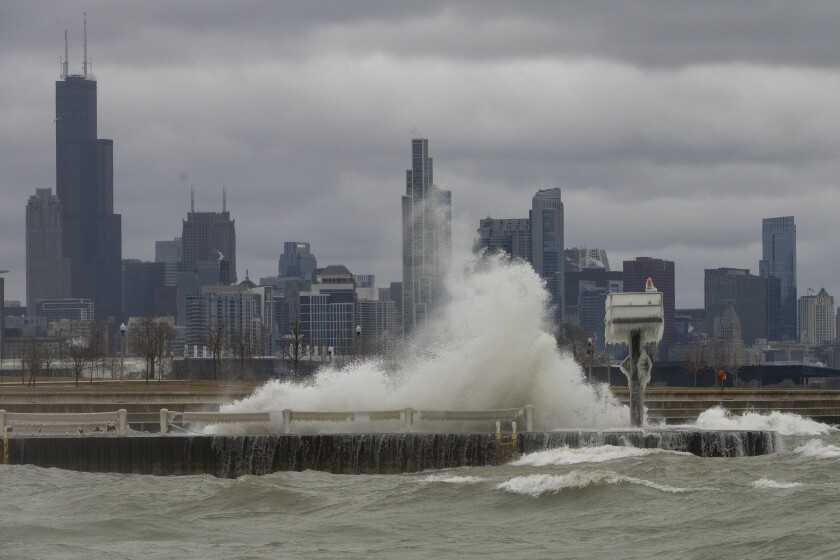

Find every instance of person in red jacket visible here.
[717,369,727,390]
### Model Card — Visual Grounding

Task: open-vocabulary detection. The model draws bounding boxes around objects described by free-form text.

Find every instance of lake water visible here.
[2,413,838,560]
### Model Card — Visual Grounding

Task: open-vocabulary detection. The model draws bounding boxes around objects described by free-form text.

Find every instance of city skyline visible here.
[4,3,840,308]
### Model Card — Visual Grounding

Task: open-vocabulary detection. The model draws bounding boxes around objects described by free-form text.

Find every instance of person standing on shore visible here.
[717,369,727,390]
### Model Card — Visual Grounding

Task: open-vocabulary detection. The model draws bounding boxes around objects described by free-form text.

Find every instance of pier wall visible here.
[0,429,776,477]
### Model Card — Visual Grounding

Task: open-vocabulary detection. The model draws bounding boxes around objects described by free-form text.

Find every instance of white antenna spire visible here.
[191,187,195,213]
[223,186,227,212]
[62,30,69,78]
[83,12,88,78]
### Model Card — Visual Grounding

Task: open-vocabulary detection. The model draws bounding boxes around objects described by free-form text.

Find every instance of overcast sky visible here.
[3,1,840,308]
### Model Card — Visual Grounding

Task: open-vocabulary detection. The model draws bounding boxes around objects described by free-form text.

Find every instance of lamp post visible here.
[355,324,362,357]
[586,337,594,383]
[119,323,126,382]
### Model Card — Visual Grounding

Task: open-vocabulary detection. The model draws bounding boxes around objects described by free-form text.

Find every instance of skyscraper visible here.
[122,260,166,320]
[475,218,532,262]
[565,246,610,272]
[180,192,236,283]
[155,238,182,287]
[278,242,317,280]
[623,257,675,359]
[26,188,71,312]
[760,216,797,341]
[0,271,6,360]
[531,188,564,324]
[55,25,122,321]
[798,288,835,347]
[704,268,767,345]
[401,138,451,334]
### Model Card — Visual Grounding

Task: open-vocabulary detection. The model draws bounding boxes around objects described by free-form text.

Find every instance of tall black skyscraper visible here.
[55,24,122,321]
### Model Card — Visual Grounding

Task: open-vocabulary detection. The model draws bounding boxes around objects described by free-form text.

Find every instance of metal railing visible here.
[0,409,128,436]
[0,405,534,436]
[166,405,534,435]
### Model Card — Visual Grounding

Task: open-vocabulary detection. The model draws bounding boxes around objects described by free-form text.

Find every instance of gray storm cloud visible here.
[2,2,840,307]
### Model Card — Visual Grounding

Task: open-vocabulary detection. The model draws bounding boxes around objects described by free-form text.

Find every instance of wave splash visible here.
[217,254,627,432]
[691,406,835,437]
[793,439,840,459]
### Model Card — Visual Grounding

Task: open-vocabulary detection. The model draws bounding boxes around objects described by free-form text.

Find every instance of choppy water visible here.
[3,422,840,560]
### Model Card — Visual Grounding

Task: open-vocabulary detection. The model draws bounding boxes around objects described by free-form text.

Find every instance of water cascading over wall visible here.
[2,429,777,478]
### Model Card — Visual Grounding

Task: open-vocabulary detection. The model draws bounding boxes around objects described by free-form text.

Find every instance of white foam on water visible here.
[793,439,840,459]
[690,406,835,436]
[215,254,628,433]
[496,471,700,497]
[751,477,803,489]
[420,474,487,484]
[511,445,680,467]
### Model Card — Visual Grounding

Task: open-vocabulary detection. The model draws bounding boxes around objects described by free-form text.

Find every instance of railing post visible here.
[283,409,292,434]
[524,405,534,432]
[160,408,169,436]
[511,420,517,438]
[404,407,413,431]
[118,409,127,436]
[495,420,501,441]
[0,410,5,434]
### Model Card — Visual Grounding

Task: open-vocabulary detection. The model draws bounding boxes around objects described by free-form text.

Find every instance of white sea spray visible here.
[691,406,834,437]
[213,254,628,433]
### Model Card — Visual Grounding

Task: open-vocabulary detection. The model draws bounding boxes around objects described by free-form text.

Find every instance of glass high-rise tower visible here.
[55,27,122,321]
[531,188,565,324]
[401,138,451,334]
[26,188,72,313]
[760,216,797,340]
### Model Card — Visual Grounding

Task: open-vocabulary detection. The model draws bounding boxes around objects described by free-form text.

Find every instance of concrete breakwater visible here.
[1,429,776,477]
[612,387,840,424]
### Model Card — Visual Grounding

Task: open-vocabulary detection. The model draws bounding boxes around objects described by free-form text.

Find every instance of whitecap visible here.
[793,439,840,459]
[751,477,803,489]
[421,474,486,484]
[691,406,835,436]
[511,445,679,467]
[496,471,698,497]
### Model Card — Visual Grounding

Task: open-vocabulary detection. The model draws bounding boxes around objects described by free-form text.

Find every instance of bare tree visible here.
[66,338,97,387]
[21,339,47,387]
[100,354,122,381]
[750,351,766,387]
[42,341,62,381]
[131,316,177,384]
[681,338,708,387]
[279,320,306,381]
[230,327,256,381]
[205,320,226,380]
[725,344,743,387]
[707,338,728,380]
[556,323,588,365]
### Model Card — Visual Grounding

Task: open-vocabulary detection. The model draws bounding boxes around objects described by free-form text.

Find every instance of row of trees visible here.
[15,315,178,386]
[679,337,762,387]
[202,320,266,380]
[130,316,178,383]
[18,338,114,387]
